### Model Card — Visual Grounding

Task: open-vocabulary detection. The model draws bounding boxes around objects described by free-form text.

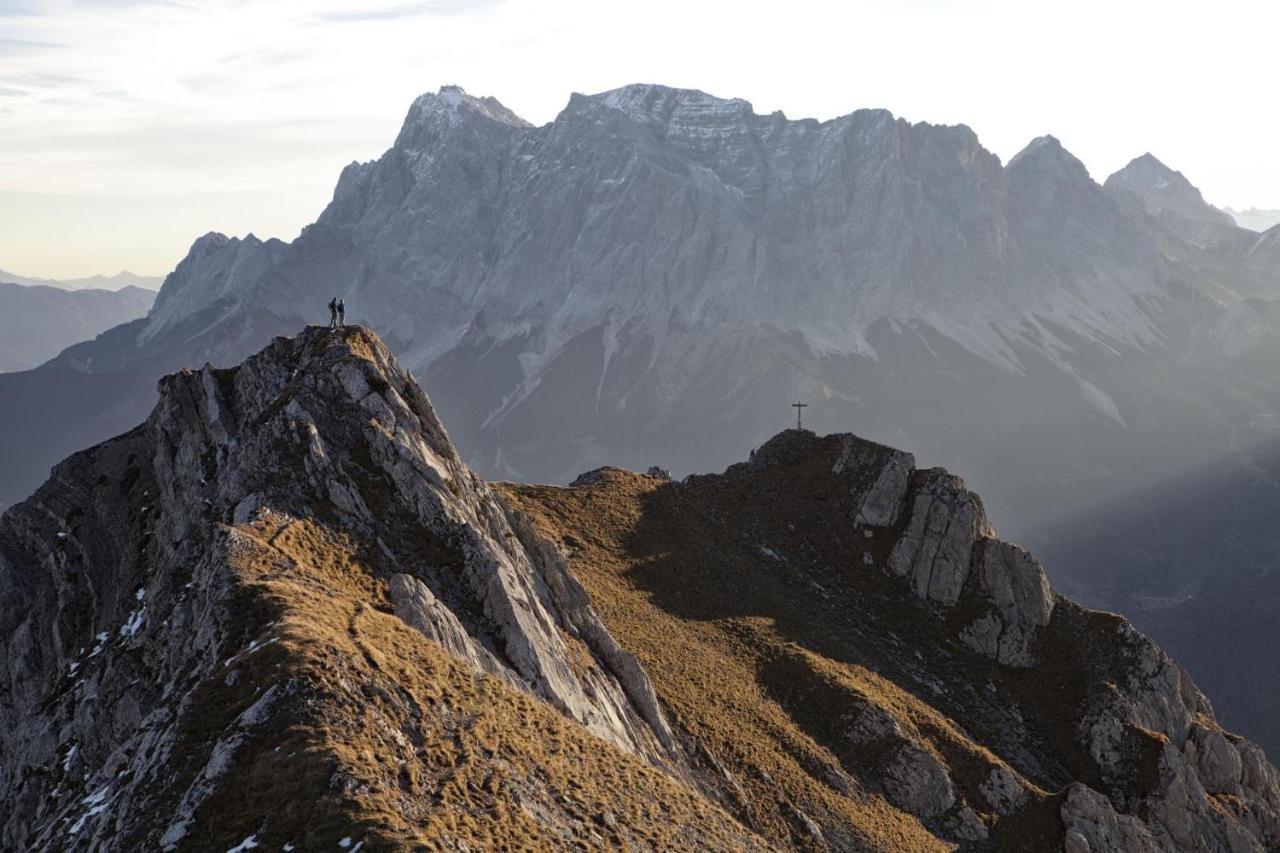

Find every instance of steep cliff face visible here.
[0,326,751,850]
[3,326,1278,850]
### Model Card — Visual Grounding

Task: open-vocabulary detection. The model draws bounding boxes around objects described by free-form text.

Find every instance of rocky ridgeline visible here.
[738,429,1280,850]
[1,327,1278,851]
[0,326,686,850]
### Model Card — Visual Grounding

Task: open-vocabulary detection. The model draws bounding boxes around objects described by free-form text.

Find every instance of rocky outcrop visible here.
[1105,153,1236,243]
[0,326,703,850]
[727,429,1280,851]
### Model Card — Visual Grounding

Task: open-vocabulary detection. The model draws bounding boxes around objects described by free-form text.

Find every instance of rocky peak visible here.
[1007,135,1091,182]
[393,84,530,150]
[588,83,755,125]
[0,326,689,849]
[1104,152,1234,228]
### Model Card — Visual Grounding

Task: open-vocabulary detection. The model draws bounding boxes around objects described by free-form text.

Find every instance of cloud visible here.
[2,71,91,87]
[0,35,64,50]
[313,0,505,22]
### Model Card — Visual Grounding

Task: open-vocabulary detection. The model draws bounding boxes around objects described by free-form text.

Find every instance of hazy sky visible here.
[2,0,1278,279]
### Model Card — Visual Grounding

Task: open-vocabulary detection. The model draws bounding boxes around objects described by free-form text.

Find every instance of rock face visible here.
[1105,153,1236,238]
[0,326,746,850]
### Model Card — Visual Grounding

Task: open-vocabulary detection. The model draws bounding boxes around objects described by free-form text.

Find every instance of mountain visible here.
[0,283,156,372]
[1103,153,1237,242]
[4,326,1278,851]
[0,269,163,291]
[1226,207,1280,233]
[5,84,1280,752]
[5,85,1280,524]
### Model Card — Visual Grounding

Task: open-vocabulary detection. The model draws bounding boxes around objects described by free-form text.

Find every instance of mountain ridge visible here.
[3,326,1279,851]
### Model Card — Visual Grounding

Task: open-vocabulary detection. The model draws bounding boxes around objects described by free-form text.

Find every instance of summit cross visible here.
[792,401,808,430]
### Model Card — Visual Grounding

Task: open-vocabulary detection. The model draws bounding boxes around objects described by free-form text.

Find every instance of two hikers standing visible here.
[328,297,346,328]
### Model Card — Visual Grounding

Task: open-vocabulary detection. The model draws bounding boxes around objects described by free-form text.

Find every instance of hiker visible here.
[328,297,338,328]
[337,298,346,326]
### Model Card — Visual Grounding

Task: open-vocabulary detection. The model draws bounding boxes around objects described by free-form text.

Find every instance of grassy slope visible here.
[499,459,1093,852]
[177,512,769,852]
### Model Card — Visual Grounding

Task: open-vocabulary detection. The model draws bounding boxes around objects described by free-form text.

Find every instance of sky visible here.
[1,0,1278,280]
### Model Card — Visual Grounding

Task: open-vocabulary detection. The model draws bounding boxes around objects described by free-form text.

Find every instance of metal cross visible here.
[792,401,808,430]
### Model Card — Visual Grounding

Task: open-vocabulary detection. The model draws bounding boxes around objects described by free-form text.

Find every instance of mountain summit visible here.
[2,327,1278,850]
[1104,153,1236,240]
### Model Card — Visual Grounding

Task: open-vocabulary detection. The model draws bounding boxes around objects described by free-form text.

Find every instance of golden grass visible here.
[500,471,962,852]
[180,513,769,851]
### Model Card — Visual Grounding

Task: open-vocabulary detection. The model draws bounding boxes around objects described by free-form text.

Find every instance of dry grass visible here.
[500,468,973,852]
[179,513,768,851]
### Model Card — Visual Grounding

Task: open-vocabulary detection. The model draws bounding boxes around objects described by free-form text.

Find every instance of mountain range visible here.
[0,269,162,292]
[3,84,1280,755]
[1226,207,1280,233]
[0,282,156,372]
[3,325,1278,851]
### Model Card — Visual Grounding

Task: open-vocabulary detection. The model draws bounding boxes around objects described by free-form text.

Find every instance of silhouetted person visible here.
[328,297,338,328]
[338,298,346,326]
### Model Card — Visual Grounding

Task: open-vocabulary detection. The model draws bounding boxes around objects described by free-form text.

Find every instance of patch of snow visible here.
[757,545,782,561]
[62,743,77,773]
[120,605,146,638]
[224,636,279,667]
[339,838,352,848]
[68,785,111,835]
[227,835,260,852]
[56,531,67,540]
[88,632,108,658]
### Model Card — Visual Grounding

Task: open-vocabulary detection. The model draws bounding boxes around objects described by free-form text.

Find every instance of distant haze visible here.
[2,0,1279,278]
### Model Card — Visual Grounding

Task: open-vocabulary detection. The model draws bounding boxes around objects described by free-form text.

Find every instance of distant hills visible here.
[1226,206,1280,232]
[0,281,155,372]
[0,268,162,291]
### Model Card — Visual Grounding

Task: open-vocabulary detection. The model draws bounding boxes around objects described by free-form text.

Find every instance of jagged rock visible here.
[0,327,736,851]
[880,743,956,818]
[1190,725,1244,794]
[888,470,992,605]
[959,539,1055,665]
[979,766,1030,815]
[1061,783,1162,853]
[388,573,516,686]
